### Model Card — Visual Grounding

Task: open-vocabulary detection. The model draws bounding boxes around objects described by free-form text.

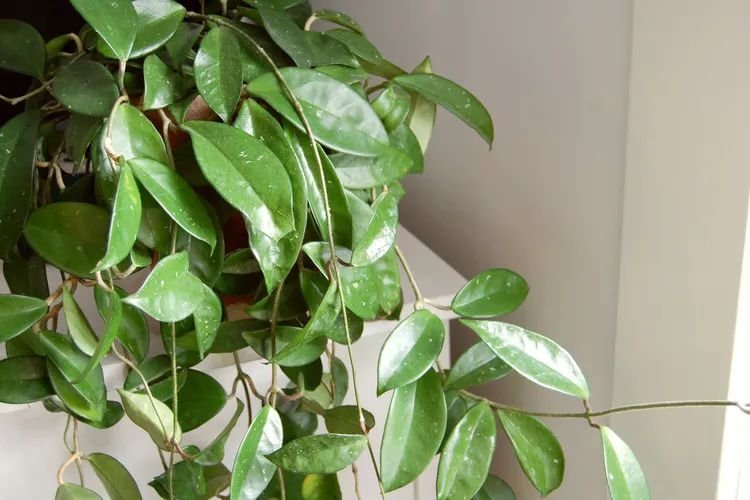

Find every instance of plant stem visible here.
[167,227,179,500]
[0,81,53,106]
[117,60,127,97]
[232,352,254,426]
[394,244,424,309]
[270,280,285,408]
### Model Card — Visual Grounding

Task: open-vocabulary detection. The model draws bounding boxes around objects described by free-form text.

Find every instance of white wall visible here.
[315,1,633,498]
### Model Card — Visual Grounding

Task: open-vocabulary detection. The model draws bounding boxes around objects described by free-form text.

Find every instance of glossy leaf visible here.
[193,284,222,358]
[0,356,54,403]
[0,294,47,342]
[164,22,202,69]
[130,158,216,249]
[323,406,375,435]
[282,358,323,391]
[498,410,563,496]
[298,268,364,345]
[311,9,364,34]
[0,20,45,78]
[301,474,342,500]
[601,426,651,500]
[94,286,149,364]
[194,398,245,466]
[119,389,182,451]
[306,32,358,68]
[183,203,225,286]
[377,309,445,394]
[194,27,243,121]
[351,192,398,266]
[394,73,494,147]
[473,475,516,500]
[438,403,496,500]
[142,54,191,109]
[52,61,119,117]
[55,484,102,500]
[123,252,205,322]
[462,320,590,399]
[325,29,382,65]
[259,7,312,68]
[316,64,367,84]
[87,453,143,500]
[25,202,108,278]
[372,86,411,132]
[391,122,425,173]
[231,405,284,500]
[244,326,326,367]
[446,341,512,390]
[109,103,168,163]
[70,0,137,60]
[171,369,226,432]
[183,121,294,239]
[381,369,446,492]
[62,286,98,355]
[453,268,529,318]
[267,434,367,474]
[129,0,186,58]
[149,460,206,499]
[65,114,102,170]
[0,110,41,258]
[249,68,388,156]
[72,292,122,384]
[330,145,413,189]
[95,164,141,270]
[407,56,437,153]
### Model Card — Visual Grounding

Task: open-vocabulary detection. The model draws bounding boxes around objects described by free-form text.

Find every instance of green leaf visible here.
[194,398,245,466]
[25,202,109,278]
[72,292,123,384]
[0,294,47,342]
[377,309,445,394]
[234,100,308,292]
[306,32,358,68]
[372,86,411,132]
[62,286,98,355]
[325,29,382,66]
[193,284,222,358]
[406,56,437,153]
[70,0,137,60]
[109,103,168,164]
[84,400,125,429]
[330,145,413,189]
[244,326,326,367]
[462,320,590,398]
[95,164,142,270]
[259,7,313,68]
[390,122,424,174]
[315,65,367,84]
[143,54,192,110]
[249,67,388,156]
[129,158,216,249]
[351,192,398,266]
[473,475,516,500]
[3,251,49,301]
[119,389,182,451]
[267,434,367,474]
[394,73,494,147]
[301,474,342,500]
[323,406,375,435]
[282,358,323,392]
[183,202,225,286]
[55,484,102,500]
[310,9,364,34]
[381,369,446,492]
[194,27,243,121]
[171,369,226,432]
[52,61,119,117]
[123,252,205,322]
[453,269,529,318]
[94,286,149,364]
[40,331,107,422]
[0,20,45,78]
[182,121,294,239]
[231,405,284,500]
[497,410,563,496]
[65,114,103,170]
[298,268,364,346]
[129,0,186,58]
[600,426,650,500]
[149,460,206,499]
[446,341,512,390]
[0,356,54,403]
[87,452,143,500]
[438,403,496,500]
[0,110,40,258]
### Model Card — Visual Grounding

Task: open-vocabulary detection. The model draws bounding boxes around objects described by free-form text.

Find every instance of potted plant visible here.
[0,1,744,499]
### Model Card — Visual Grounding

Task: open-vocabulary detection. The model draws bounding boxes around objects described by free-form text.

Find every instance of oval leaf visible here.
[194,27,242,121]
[109,103,168,163]
[601,426,651,500]
[52,61,119,117]
[407,56,437,153]
[55,484,102,500]
[323,406,375,435]
[0,356,54,403]
[497,410,564,496]
[377,309,445,395]
[453,268,529,318]
[62,286,98,355]
[143,54,191,110]
[94,286,149,364]
[438,403,496,500]
[0,294,47,342]
[351,192,398,266]
[119,389,182,451]
[87,452,143,500]
[171,369,226,432]
[446,341,512,390]
[381,369,446,492]
[473,475,517,500]
[372,86,411,132]
[130,0,186,58]
[231,405,284,500]
[259,7,313,68]
[0,20,45,78]
[267,434,367,474]
[461,320,589,399]
[72,292,123,384]
[95,163,142,270]
[70,0,137,60]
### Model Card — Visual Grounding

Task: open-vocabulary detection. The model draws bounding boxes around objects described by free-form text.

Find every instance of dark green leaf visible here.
[55,484,102,500]
[150,460,206,499]
[600,426,650,500]
[109,103,168,163]
[95,163,141,270]
[315,65,367,84]
[130,0,186,58]
[164,22,202,70]
[65,114,102,170]
[244,326,326,367]
[446,341,512,390]
[25,202,108,278]
[87,452,143,500]
[351,192,398,266]
[62,286,98,355]
[461,320,590,398]
[406,56,437,153]
[498,410,563,496]
[123,252,205,322]
[249,68,388,156]
[193,284,222,357]
[3,252,49,300]
[70,0,137,60]
[298,268,364,345]
[438,403,496,500]
[310,9,364,34]
[231,405,284,500]
[170,369,226,432]
[0,110,40,258]
[0,20,45,78]
[0,294,47,342]
[323,406,375,435]
[301,474,342,500]
[194,27,242,121]
[325,29,382,65]
[94,286,149,364]
[221,249,257,275]
[259,7,313,68]
[182,121,294,239]
[377,309,445,394]
[390,122,424,173]
[183,203,225,286]
[83,400,125,429]
[267,434,367,474]
[53,61,119,117]
[372,86,411,132]
[330,355,348,406]
[394,73,494,147]
[247,280,307,322]
[194,398,245,466]
[0,356,54,403]
[381,369,446,492]
[72,291,122,384]
[209,319,269,354]
[473,475,516,500]
[330,144,413,189]
[453,268,529,318]
[119,388,182,451]
[143,54,192,109]
[306,32,358,68]
[136,191,173,253]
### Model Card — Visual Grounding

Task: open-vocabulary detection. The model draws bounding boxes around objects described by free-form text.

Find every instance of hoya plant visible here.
[0,1,745,499]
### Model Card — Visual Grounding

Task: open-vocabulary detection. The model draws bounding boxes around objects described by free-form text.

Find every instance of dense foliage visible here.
[0,1,651,499]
